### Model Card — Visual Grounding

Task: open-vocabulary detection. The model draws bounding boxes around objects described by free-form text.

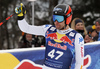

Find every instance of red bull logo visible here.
[48,41,67,50]
[14,56,91,69]
[60,36,73,46]
[0,49,91,69]
[46,32,73,46]
[46,33,57,39]
[83,55,91,68]
[14,60,43,69]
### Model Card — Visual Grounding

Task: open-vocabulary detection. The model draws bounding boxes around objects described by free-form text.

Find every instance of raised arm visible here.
[15,3,51,36]
[18,19,51,36]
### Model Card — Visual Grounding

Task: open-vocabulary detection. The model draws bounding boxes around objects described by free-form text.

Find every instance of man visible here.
[15,3,84,69]
[18,33,39,48]
[18,33,33,48]
[94,18,100,41]
[95,18,100,32]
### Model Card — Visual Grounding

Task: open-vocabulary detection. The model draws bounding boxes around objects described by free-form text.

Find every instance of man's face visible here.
[91,30,98,37]
[54,20,65,30]
[84,35,92,43]
[26,34,32,41]
[95,22,100,32]
[53,15,66,30]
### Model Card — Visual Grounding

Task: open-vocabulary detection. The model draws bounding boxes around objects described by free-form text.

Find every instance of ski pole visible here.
[0,13,16,26]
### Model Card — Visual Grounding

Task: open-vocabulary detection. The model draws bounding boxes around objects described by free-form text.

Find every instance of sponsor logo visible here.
[0,53,20,69]
[60,36,73,46]
[53,8,62,11]
[48,41,67,50]
[50,27,56,31]
[44,25,50,28]
[46,33,73,46]
[0,50,91,69]
[69,32,75,37]
[62,30,70,33]
[46,33,57,39]
[79,37,83,44]
[83,55,91,68]
[81,47,84,57]
[14,60,43,69]
[14,55,91,69]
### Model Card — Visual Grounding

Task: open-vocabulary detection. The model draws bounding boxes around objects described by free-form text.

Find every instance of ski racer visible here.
[15,3,84,69]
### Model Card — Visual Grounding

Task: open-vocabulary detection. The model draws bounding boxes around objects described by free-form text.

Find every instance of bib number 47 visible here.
[48,49,63,60]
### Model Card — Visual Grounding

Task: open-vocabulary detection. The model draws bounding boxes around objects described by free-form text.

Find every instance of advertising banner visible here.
[0,41,100,69]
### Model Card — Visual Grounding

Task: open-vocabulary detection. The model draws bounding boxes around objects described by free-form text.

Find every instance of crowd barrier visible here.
[0,41,100,69]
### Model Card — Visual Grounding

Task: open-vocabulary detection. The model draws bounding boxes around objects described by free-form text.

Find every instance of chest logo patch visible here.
[46,32,73,46]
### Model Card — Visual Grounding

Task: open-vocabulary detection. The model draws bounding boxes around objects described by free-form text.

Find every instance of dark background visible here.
[0,0,100,49]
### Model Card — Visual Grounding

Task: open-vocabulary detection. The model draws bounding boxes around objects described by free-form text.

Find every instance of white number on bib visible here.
[48,49,63,60]
[48,49,55,58]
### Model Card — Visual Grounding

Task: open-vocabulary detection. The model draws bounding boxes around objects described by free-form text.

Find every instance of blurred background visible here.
[0,0,100,49]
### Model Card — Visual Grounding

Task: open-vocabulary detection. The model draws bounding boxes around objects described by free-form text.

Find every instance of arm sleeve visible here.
[18,19,51,36]
[75,33,84,69]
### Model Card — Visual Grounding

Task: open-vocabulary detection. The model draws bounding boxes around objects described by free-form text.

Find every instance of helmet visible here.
[53,4,72,25]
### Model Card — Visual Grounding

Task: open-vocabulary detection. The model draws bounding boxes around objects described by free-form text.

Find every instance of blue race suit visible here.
[18,19,84,69]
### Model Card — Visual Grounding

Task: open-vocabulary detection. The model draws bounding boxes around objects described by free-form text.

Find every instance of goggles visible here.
[53,15,64,23]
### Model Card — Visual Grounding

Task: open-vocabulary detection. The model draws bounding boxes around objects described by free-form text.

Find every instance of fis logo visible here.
[46,32,73,46]
[79,37,83,44]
